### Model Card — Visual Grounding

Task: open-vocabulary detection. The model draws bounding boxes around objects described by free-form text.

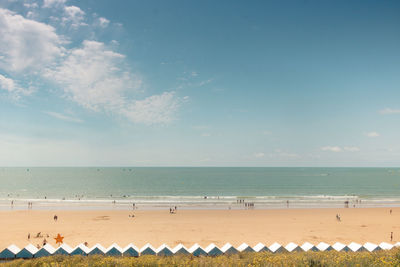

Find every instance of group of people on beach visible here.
[335,214,341,221]
[169,206,177,214]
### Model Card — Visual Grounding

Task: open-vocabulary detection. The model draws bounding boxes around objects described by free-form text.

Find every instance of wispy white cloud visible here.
[97,17,110,28]
[379,108,400,115]
[44,111,83,123]
[365,132,380,138]
[62,6,86,28]
[344,146,360,152]
[0,8,63,72]
[321,146,360,152]
[321,146,342,152]
[42,0,67,8]
[254,152,265,158]
[201,133,211,137]
[0,74,34,98]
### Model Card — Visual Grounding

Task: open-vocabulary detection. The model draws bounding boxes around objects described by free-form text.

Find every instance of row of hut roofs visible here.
[0,242,398,259]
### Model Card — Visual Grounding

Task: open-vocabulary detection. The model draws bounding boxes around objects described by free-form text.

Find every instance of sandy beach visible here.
[0,207,398,250]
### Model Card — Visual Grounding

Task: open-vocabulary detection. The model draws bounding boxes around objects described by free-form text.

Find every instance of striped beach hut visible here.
[221,243,238,255]
[88,244,106,255]
[122,244,139,257]
[379,242,394,250]
[140,243,156,255]
[0,245,20,259]
[105,243,123,256]
[35,244,56,257]
[237,243,255,253]
[332,242,350,252]
[301,242,319,252]
[269,242,286,253]
[285,242,302,252]
[188,243,207,256]
[316,242,333,251]
[16,244,38,259]
[156,244,173,256]
[70,243,90,256]
[348,242,365,252]
[253,243,270,253]
[54,244,73,255]
[172,244,190,255]
[205,243,223,256]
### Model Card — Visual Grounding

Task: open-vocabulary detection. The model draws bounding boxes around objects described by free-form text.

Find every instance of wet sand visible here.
[0,207,398,250]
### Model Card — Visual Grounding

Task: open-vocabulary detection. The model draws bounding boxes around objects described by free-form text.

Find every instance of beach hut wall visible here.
[253,243,270,253]
[140,244,156,255]
[88,244,106,255]
[285,242,302,252]
[188,243,207,256]
[316,242,333,251]
[105,243,123,256]
[16,244,38,259]
[156,244,173,256]
[379,242,394,250]
[70,244,89,256]
[348,242,365,252]
[35,244,56,258]
[54,244,73,255]
[269,242,286,253]
[205,243,223,256]
[172,244,190,255]
[0,245,20,259]
[332,242,350,252]
[237,243,255,253]
[122,244,140,257]
[221,243,238,255]
[363,242,380,252]
[300,242,318,252]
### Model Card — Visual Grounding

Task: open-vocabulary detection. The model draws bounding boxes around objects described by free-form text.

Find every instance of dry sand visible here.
[0,207,398,249]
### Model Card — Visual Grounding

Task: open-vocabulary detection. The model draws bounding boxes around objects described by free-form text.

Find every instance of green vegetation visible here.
[1,249,400,267]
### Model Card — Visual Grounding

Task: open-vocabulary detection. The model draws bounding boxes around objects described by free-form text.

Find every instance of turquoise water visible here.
[1,167,400,203]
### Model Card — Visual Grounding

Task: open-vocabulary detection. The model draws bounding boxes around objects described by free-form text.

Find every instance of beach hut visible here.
[0,244,20,259]
[285,242,302,252]
[316,242,333,251]
[35,244,56,257]
[16,244,38,259]
[221,243,238,255]
[332,242,350,252]
[105,243,123,256]
[363,242,381,252]
[122,243,139,257]
[54,244,73,255]
[237,243,255,253]
[379,242,394,250]
[205,243,223,256]
[253,243,270,253]
[172,244,190,255]
[88,244,106,255]
[394,242,400,247]
[140,243,156,255]
[156,244,173,256]
[70,243,90,256]
[269,242,286,253]
[348,242,365,252]
[188,243,207,256]
[300,242,318,252]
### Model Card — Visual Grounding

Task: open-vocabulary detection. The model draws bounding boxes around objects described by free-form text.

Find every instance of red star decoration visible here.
[54,233,64,245]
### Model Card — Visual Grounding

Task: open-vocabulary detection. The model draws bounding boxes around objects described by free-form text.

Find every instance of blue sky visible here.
[0,0,399,166]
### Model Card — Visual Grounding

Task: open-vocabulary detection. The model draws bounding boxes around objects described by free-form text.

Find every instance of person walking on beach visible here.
[54,215,58,222]
[391,232,393,242]
[390,209,392,215]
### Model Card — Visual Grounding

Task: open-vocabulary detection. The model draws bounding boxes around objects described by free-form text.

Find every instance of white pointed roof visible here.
[269,242,283,253]
[221,243,237,253]
[122,243,139,253]
[140,243,156,253]
[172,244,189,254]
[6,244,21,254]
[41,244,56,254]
[363,242,379,252]
[253,243,267,252]
[300,242,316,252]
[285,242,300,252]
[106,243,122,253]
[89,243,106,253]
[237,243,253,252]
[24,244,39,254]
[379,242,394,250]
[73,243,90,254]
[57,243,73,254]
[204,243,219,253]
[156,244,172,253]
[316,242,332,251]
[332,242,347,251]
[188,243,205,253]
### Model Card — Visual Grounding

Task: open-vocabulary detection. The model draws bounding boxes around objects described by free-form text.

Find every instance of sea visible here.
[1,167,400,210]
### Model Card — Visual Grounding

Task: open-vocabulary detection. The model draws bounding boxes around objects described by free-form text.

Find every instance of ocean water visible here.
[1,167,400,209]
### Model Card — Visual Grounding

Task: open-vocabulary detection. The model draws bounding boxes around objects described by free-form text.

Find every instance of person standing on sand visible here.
[391,232,393,242]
